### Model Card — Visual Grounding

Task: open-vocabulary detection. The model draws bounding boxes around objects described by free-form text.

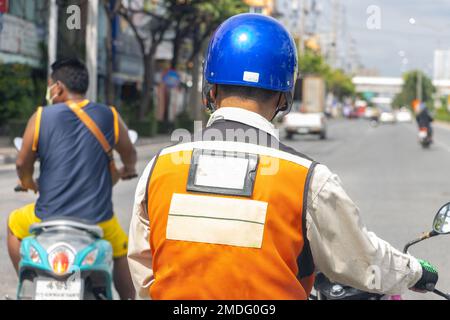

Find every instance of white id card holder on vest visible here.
[187,149,259,197]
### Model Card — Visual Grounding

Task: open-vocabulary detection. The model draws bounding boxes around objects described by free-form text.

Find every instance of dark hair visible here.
[218,84,280,103]
[51,58,89,94]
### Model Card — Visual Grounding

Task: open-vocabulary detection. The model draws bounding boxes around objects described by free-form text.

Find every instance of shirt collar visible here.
[65,99,90,108]
[207,107,279,140]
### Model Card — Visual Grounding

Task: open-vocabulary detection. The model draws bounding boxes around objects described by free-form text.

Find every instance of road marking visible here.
[434,121,450,131]
[0,164,16,173]
[434,140,450,153]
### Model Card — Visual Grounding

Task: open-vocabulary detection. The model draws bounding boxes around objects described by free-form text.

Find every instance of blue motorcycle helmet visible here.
[202,13,298,119]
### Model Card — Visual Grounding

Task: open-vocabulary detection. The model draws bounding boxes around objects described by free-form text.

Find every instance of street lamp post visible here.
[48,0,58,78]
[417,71,422,102]
[298,0,306,55]
[86,0,99,101]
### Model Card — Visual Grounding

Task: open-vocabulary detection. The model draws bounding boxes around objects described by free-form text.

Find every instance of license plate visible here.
[297,128,309,134]
[419,131,427,138]
[35,279,83,300]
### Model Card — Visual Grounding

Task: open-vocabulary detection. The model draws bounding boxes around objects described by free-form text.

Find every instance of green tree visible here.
[180,0,248,120]
[118,0,247,120]
[298,49,355,100]
[0,64,43,126]
[393,70,435,109]
[170,0,248,70]
[118,1,174,119]
[298,49,330,76]
[325,69,355,100]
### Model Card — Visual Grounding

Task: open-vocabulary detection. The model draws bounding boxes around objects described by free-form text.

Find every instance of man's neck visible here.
[218,99,273,121]
[65,94,87,103]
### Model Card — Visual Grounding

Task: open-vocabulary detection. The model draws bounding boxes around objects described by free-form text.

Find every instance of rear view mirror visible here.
[13,137,23,151]
[128,130,138,145]
[433,202,450,234]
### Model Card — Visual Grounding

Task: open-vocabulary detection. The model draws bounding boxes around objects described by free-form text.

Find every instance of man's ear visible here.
[54,81,63,94]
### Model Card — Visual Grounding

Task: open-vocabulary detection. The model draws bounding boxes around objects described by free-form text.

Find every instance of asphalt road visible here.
[1,118,450,300]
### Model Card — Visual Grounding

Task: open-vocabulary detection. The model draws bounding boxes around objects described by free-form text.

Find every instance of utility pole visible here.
[48,0,58,78]
[86,0,99,101]
[330,0,340,68]
[417,71,423,102]
[341,4,349,72]
[298,0,306,55]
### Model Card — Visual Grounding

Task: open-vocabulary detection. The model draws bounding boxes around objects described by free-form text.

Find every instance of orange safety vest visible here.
[146,139,316,300]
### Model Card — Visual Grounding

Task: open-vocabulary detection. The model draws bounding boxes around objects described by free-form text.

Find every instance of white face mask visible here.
[45,83,58,105]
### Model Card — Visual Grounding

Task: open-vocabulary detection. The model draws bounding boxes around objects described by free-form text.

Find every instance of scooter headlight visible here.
[82,249,98,266]
[29,246,41,264]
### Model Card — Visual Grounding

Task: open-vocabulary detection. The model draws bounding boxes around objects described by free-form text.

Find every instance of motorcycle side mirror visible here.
[433,202,450,234]
[128,130,138,145]
[13,137,23,151]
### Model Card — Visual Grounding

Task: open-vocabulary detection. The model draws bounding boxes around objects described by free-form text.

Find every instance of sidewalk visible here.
[0,134,173,166]
[434,120,450,131]
[0,137,16,165]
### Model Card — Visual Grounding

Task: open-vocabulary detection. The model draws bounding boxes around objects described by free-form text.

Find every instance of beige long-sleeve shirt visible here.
[128,108,422,299]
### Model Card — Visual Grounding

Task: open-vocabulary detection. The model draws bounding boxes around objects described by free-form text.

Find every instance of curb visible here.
[0,153,16,165]
[435,120,450,131]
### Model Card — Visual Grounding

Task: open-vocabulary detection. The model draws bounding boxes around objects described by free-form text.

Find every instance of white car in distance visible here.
[283,112,327,140]
[396,108,413,123]
[379,109,396,124]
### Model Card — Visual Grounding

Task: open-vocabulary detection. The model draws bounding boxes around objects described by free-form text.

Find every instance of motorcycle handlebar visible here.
[14,185,28,192]
[122,174,138,180]
[433,289,450,300]
[403,230,439,253]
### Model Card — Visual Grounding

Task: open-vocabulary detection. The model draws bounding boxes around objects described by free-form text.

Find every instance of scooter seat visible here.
[29,218,103,238]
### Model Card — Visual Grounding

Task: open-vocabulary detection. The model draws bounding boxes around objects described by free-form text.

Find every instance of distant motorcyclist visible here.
[416,103,433,141]
[370,107,380,127]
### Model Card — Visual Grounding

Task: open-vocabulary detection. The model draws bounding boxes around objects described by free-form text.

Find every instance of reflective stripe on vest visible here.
[146,140,315,300]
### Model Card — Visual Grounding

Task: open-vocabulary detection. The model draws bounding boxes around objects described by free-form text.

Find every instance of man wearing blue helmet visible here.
[127,13,436,299]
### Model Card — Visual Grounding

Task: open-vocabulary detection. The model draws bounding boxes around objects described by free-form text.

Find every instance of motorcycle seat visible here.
[29,218,103,238]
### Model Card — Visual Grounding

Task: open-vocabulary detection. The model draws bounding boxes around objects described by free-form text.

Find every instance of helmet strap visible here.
[270,93,288,122]
[202,82,217,112]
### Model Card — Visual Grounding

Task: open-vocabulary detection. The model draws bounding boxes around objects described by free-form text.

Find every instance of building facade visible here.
[0,0,47,67]
[434,49,450,81]
[244,0,274,15]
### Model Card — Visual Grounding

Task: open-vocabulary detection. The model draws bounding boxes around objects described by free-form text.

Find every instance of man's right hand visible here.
[19,179,39,193]
[119,166,138,180]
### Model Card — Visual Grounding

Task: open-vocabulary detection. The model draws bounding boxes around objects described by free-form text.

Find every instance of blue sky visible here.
[317,0,450,76]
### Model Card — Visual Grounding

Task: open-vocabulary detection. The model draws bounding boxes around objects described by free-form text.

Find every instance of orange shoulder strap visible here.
[32,106,43,152]
[66,100,112,159]
[110,106,119,145]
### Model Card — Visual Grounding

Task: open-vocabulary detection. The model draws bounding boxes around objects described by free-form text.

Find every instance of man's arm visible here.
[128,158,155,299]
[16,112,38,192]
[306,164,422,295]
[114,113,137,179]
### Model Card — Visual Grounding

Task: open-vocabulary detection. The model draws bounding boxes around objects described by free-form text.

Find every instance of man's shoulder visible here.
[40,103,68,118]
[277,141,315,163]
[89,101,110,108]
[86,101,112,112]
[44,102,66,111]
